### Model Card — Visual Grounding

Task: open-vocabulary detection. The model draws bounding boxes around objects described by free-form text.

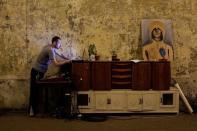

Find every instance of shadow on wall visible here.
[179,95,197,113]
[187,95,197,113]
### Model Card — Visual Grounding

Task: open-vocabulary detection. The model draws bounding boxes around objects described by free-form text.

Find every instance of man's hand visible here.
[63,60,71,64]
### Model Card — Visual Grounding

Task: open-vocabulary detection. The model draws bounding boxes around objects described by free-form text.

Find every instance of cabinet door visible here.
[160,92,178,107]
[132,62,151,90]
[159,90,179,113]
[77,91,92,109]
[110,92,127,110]
[92,62,111,90]
[152,62,171,90]
[72,63,90,91]
[95,92,108,110]
[142,92,159,111]
[127,92,142,111]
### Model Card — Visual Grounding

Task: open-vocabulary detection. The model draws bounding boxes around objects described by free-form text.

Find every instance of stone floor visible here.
[0,112,196,131]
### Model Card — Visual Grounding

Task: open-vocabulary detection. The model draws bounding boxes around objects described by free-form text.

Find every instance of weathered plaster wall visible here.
[0,80,28,108]
[0,0,197,109]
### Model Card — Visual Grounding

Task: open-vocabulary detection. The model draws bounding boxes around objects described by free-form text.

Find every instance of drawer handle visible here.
[139,98,143,104]
[88,97,90,103]
[107,98,111,104]
[160,97,163,103]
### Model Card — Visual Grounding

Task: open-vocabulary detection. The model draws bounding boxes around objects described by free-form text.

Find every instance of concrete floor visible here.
[0,112,197,131]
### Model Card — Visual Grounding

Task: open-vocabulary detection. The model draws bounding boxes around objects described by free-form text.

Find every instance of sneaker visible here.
[29,106,35,117]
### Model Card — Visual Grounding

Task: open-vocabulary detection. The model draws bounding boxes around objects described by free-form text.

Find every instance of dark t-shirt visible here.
[33,45,56,73]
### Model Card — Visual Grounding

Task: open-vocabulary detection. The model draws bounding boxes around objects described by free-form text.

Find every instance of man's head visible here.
[151,28,163,41]
[149,21,165,41]
[52,36,61,49]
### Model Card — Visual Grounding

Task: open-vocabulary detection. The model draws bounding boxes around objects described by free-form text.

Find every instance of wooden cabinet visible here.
[72,62,90,91]
[72,61,171,91]
[73,61,178,114]
[132,62,151,90]
[92,62,111,90]
[77,88,179,114]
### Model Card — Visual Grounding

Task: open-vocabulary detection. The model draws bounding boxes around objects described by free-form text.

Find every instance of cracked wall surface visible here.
[0,0,197,108]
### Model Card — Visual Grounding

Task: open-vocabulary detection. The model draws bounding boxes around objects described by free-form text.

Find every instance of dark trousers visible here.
[28,68,44,115]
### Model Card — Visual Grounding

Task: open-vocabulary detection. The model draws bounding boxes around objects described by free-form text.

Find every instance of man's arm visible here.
[52,57,70,66]
[50,48,70,66]
[55,51,69,60]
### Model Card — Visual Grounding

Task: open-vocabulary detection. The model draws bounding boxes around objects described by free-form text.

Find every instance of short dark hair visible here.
[52,36,61,43]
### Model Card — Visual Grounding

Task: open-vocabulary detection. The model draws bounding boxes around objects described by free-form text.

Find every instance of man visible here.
[28,36,70,117]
